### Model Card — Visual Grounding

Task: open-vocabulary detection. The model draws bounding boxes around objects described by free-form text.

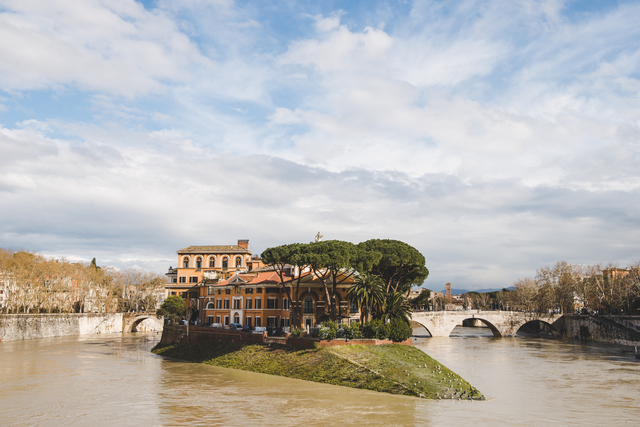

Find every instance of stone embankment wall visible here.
[161,326,413,348]
[0,313,123,341]
[160,325,267,345]
[555,315,640,347]
[0,313,162,341]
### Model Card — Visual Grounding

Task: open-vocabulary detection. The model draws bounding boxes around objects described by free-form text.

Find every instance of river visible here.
[1,328,638,426]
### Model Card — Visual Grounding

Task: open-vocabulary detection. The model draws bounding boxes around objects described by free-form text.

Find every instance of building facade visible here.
[165,240,265,320]
[198,270,359,330]
[165,240,360,329]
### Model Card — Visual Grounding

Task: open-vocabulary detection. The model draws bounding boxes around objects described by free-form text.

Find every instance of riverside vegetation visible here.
[152,341,484,400]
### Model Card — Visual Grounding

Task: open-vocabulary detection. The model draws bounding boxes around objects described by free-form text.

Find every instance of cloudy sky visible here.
[1,0,639,290]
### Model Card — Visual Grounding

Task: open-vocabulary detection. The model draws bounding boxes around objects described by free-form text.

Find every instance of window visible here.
[172,277,177,283]
[266,287,279,293]
[283,299,289,310]
[208,286,215,295]
[209,257,215,268]
[304,297,313,313]
[216,315,220,323]
[245,288,253,294]
[233,299,242,309]
[246,298,252,309]
[267,298,276,309]
[255,317,261,327]
[189,276,198,283]
[171,291,176,296]
[224,299,229,309]
[255,298,261,309]
[267,317,276,328]
[196,257,202,269]
[235,286,241,294]
[206,302,214,310]
[216,299,221,309]
[234,314,240,324]
[179,277,186,283]
[256,288,262,293]
[207,316,213,324]
[235,256,242,268]
[350,300,358,313]
[189,292,198,299]
[183,257,189,268]
[225,289,231,295]
[224,316,229,326]
[181,292,187,299]
[222,257,228,268]
[246,317,252,327]
[217,289,221,295]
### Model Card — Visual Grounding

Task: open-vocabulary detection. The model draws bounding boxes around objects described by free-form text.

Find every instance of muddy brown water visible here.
[1,327,638,426]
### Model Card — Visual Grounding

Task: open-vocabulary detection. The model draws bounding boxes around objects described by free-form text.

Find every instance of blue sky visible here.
[1,0,640,290]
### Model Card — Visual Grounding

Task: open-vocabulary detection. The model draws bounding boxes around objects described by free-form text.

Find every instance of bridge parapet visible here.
[412,310,560,337]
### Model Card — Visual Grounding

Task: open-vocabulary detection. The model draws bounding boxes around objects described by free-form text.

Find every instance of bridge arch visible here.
[412,316,503,338]
[411,311,561,338]
[515,319,560,337]
[123,313,163,333]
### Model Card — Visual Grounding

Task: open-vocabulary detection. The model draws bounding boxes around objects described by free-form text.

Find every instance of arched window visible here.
[196,257,202,269]
[209,257,215,268]
[350,300,358,313]
[235,256,242,268]
[183,257,189,268]
[206,302,215,310]
[222,257,228,268]
[304,297,314,314]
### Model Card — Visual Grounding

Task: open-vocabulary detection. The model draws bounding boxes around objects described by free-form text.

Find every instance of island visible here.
[152,341,484,400]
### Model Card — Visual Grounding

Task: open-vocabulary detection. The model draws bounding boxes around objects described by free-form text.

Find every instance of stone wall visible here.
[555,315,640,347]
[159,325,267,345]
[0,313,125,341]
[287,337,413,349]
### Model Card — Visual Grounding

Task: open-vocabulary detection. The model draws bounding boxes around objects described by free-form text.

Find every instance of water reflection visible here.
[1,331,639,426]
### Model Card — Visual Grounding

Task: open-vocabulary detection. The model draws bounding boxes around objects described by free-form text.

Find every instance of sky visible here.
[1,0,640,291]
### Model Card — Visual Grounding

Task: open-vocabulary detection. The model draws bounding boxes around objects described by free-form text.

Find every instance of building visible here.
[165,240,360,329]
[165,240,265,321]
[199,269,359,330]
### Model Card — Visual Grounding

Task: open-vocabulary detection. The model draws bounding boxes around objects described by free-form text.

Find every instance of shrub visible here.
[388,318,412,342]
[363,319,390,340]
[350,322,364,339]
[156,308,168,318]
[290,328,304,338]
[318,320,338,340]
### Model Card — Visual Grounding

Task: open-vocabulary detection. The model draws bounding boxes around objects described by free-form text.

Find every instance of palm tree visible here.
[381,291,412,324]
[348,273,385,323]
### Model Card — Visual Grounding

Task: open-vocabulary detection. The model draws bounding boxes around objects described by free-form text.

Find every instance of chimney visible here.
[237,239,249,250]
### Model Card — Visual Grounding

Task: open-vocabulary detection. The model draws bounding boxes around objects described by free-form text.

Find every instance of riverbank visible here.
[152,342,484,400]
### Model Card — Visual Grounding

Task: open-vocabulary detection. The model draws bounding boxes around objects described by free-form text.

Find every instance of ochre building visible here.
[165,240,360,329]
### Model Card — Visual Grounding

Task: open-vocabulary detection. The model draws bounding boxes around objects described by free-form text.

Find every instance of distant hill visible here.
[433,287,515,295]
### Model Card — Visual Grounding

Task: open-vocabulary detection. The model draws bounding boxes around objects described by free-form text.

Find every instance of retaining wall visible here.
[555,315,640,347]
[160,325,267,345]
[0,313,124,341]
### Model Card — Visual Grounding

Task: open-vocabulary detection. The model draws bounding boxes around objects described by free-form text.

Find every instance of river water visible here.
[1,328,638,426]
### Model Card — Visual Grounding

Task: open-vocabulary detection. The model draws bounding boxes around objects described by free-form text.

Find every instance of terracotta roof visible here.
[246,271,285,285]
[213,273,256,287]
[177,245,251,254]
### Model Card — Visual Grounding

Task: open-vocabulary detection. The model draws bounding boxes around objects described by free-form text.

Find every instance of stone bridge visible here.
[412,310,561,337]
[122,311,163,333]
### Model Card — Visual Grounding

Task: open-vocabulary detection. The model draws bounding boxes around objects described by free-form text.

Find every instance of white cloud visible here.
[3,1,640,289]
[0,0,211,96]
